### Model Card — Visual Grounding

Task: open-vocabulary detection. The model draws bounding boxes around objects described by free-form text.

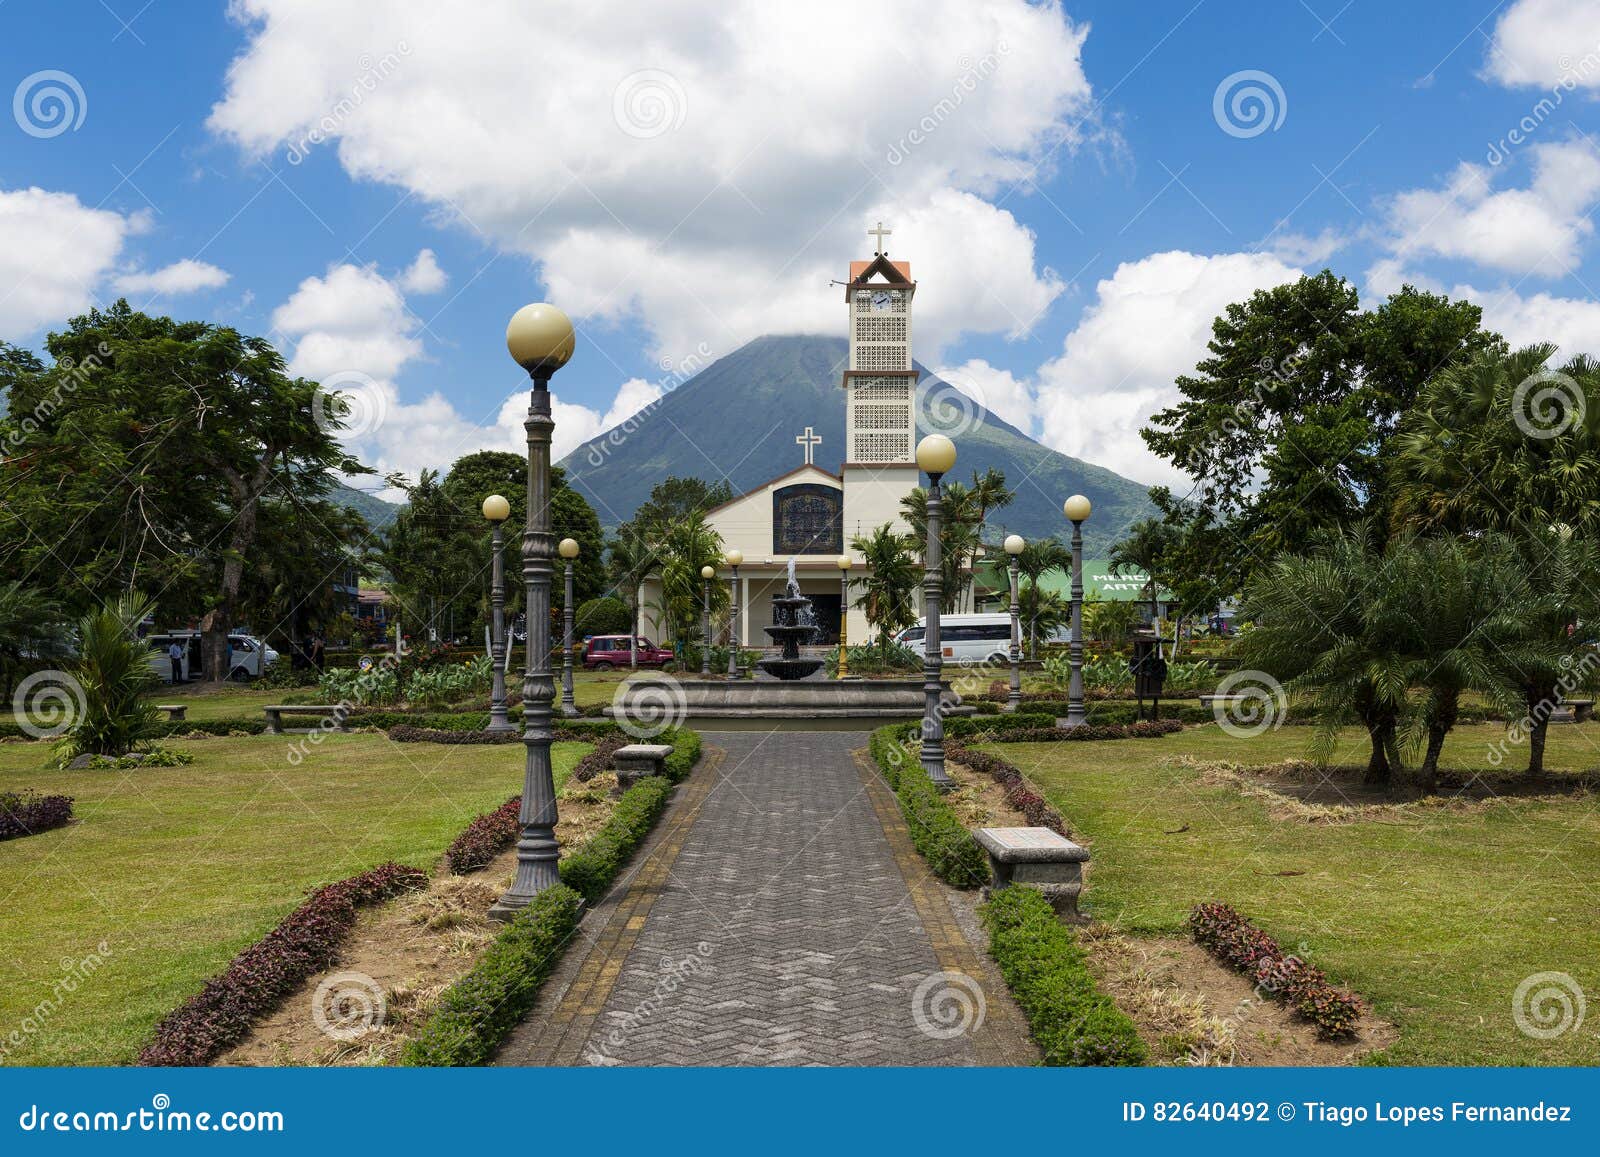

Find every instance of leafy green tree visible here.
[1084,597,1140,647]
[627,476,734,531]
[653,510,726,646]
[605,532,658,668]
[849,524,920,654]
[0,302,368,679]
[1142,277,1500,604]
[378,469,480,642]
[0,581,70,704]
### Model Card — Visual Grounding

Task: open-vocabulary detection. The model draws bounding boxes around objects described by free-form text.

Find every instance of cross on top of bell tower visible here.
[868,220,891,256]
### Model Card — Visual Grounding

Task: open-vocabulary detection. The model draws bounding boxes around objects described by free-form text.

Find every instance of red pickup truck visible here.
[582,635,676,670]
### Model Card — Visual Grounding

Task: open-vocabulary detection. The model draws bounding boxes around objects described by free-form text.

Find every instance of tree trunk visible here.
[1362,711,1399,787]
[1527,719,1549,777]
[1417,688,1458,792]
[201,461,269,683]
[1525,682,1554,776]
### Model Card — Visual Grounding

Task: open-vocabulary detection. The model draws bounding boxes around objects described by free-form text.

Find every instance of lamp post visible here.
[490,302,577,921]
[1004,534,1025,714]
[725,549,743,680]
[1063,494,1091,730]
[483,494,516,733]
[558,537,579,718]
[836,554,852,679]
[700,564,715,676]
[916,434,957,790]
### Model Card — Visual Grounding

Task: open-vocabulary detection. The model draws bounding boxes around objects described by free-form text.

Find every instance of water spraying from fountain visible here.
[756,557,826,680]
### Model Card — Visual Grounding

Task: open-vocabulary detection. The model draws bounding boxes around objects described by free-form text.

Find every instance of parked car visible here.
[582,635,676,670]
[146,630,279,683]
[895,613,1015,664]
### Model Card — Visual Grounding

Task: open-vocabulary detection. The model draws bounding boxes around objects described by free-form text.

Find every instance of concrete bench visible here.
[1550,698,1594,724]
[154,704,187,722]
[263,704,351,734]
[612,743,674,789]
[1199,694,1247,709]
[976,826,1091,921]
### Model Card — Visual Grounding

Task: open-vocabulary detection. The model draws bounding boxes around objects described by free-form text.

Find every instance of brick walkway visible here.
[497,730,1035,1066]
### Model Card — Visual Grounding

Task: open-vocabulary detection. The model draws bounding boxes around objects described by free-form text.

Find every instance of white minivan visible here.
[147,631,279,683]
[895,613,1017,664]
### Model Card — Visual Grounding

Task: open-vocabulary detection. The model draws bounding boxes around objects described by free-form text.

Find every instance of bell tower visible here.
[840,222,922,551]
[843,221,916,464]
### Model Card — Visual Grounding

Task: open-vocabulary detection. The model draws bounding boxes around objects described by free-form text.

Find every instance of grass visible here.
[980,721,1600,1066]
[0,732,589,1065]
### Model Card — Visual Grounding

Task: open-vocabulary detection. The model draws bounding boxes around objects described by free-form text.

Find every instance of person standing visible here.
[167,641,184,684]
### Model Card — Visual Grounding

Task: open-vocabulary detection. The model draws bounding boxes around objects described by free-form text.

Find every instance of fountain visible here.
[756,559,827,680]
[605,556,977,728]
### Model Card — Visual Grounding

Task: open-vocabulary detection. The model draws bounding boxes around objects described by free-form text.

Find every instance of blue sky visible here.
[2,0,1598,496]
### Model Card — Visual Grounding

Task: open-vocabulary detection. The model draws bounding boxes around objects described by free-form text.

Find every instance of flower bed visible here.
[444,796,523,874]
[0,790,73,841]
[981,886,1146,1066]
[946,743,1072,837]
[137,862,428,1066]
[1187,902,1363,1039]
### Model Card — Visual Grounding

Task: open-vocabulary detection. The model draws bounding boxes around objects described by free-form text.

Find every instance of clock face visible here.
[871,291,893,312]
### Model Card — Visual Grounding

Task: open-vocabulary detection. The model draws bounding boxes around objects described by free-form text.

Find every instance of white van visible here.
[147,631,279,683]
[895,613,1016,664]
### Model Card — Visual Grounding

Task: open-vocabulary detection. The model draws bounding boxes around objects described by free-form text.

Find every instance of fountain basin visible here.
[606,674,978,731]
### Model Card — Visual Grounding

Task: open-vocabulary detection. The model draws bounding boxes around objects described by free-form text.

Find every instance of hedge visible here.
[0,790,73,841]
[444,796,522,874]
[138,862,428,1066]
[981,886,1146,1066]
[400,884,585,1066]
[867,725,988,888]
[1188,903,1363,1040]
[401,725,704,1065]
[945,714,1187,742]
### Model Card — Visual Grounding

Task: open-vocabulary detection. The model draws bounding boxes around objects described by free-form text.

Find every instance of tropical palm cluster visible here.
[1237,525,1600,788]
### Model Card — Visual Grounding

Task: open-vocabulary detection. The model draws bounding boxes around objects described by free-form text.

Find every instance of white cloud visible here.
[398,248,447,294]
[1380,139,1600,277]
[1262,227,1346,267]
[209,0,1091,361]
[933,358,1036,433]
[0,187,138,340]
[1033,250,1303,487]
[273,260,665,493]
[113,259,231,296]
[1485,0,1600,89]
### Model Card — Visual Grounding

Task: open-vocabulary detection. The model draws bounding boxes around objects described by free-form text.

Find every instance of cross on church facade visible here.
[868,220,891,255]
[795,426,822,465]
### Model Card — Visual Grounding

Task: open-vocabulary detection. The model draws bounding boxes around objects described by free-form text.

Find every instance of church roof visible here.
[845,254,913,294]
[701,463,841,519]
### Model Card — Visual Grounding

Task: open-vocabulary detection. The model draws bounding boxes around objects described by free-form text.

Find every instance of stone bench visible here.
[154,704,187,722]
[612,743,674,789]
[975,826,1091,921]
[263,704,351,734]
[1550,698,1594,724]
[1198,694,1246,709]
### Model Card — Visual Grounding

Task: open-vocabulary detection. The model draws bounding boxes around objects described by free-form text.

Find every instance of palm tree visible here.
[968,467,1014,611]
[654,511,725,648]
[1014,539,1071,655]
[850,524,920,655]
[606,531,658,668]
[1109,517,1179,634]
[60,594,161,761]
[900,482,981,612]
[1019,586,1070,652]
[1085,598,1141,647]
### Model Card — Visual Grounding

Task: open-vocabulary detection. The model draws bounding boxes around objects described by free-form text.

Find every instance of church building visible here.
[637,224,930,651]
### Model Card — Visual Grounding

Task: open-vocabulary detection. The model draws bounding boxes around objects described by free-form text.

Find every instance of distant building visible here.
[974,559,1175,622]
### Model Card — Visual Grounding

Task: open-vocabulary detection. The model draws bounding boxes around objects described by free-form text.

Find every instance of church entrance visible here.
[808,593,842,645]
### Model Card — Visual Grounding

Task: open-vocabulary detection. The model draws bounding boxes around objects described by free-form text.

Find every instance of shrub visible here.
[0,790,73,840]
[1187,902,1363,1040]
[81,748,195,769]
[662,727,701,783]
[981,886,1146,1066]
[58,595,161,761]
[559,776,674,902]
[400,884,584,1066]
[138,862,427,1066]
[445,796,522,874]
[826,642,921,675]
[574,596,632,637]
[868,726,988,888]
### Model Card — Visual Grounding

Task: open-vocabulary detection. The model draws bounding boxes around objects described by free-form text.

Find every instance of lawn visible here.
[0,732,589,1065]
[981,722,1600,1065]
